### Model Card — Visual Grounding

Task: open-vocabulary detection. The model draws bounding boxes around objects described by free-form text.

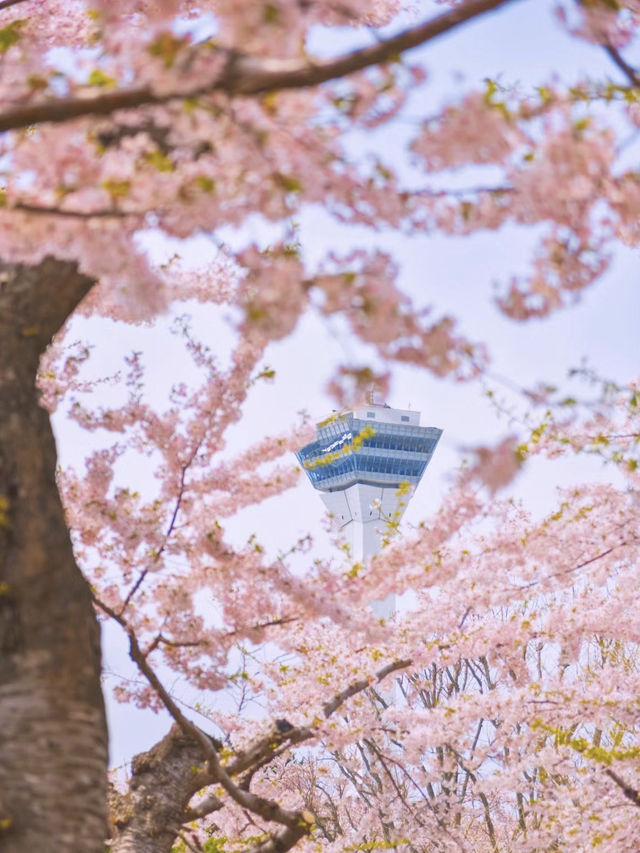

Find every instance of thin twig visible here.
[119,462,188,614]
[605,767,640,807]
[12,201,137,219]
[177,831,203,853]
[604,43,640,87]
[515,545,617,591]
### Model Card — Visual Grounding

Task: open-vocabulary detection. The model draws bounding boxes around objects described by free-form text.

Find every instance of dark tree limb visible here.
[0,0,516,134]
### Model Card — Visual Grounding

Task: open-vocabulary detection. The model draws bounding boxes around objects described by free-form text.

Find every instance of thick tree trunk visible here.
[0,259,107,852]
[109,723,216,853]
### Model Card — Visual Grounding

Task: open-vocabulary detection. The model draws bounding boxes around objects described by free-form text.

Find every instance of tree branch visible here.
[322,658,412,717]
[10,202,136,219]
[246,824,310,853]
[176,832,203,853]
[100,584,414,787]
[0,0,29,11]
[605,768,640,807]
[182,793,224,822]
[96,595,313,843]
[0,0,516,134]
[604,43,640,87]
[223,656,413,783]
[99,586,413,853]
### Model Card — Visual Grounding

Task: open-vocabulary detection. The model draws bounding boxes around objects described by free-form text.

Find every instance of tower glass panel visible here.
[297,411,442,493]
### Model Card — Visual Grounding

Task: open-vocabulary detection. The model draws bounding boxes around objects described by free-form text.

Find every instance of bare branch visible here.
[604,43,640,87]
[0,0,516,134]
[515,544,621,592]
[183,794,224,823]
[177,832,203,853]
[11,202,138,219]
[225,615,299,638]
[246,824,309,853]
[322,658,412,717]
[214,0,517,95]
[120,462,188,614]
[95,594,216,754]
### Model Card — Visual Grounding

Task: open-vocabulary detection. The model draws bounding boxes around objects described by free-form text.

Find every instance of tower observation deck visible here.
[297,402,442,607]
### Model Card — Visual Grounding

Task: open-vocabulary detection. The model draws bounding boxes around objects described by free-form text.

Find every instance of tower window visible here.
[401,415,410,422]
[367,411,375,418]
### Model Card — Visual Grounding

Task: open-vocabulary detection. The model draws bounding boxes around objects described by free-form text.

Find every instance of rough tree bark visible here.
[109,724,219,853]
[0,258,107,852]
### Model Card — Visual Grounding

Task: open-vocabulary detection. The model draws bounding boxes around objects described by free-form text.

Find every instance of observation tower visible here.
[297,401,442,615]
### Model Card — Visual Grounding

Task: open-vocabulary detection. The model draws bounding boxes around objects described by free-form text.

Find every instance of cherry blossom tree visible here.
[0,1,639,852]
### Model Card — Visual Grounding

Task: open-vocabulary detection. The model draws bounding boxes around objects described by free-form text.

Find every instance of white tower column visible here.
[319,482,415,618]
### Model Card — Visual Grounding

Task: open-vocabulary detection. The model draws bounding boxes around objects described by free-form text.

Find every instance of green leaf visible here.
[194,175,215,193]
[263,2,280,23]
[88,68,116,87]
[148,32,186,68]
[274,173,302,193]
[0,19,26,53]
[255,366,276,381]
[145,149,174,172]
[102,179,131,199]
[27,74,48,91]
